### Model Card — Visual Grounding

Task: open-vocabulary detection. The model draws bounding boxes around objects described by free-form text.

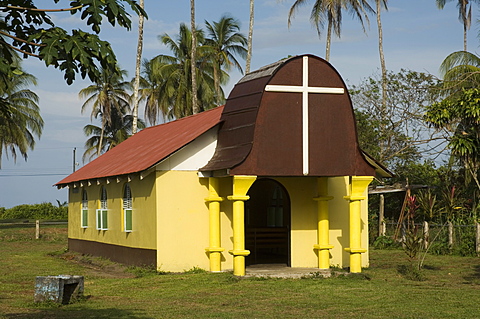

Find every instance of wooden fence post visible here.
[423,221,429,250]
[379,194,385,237]
[35,220,40,239]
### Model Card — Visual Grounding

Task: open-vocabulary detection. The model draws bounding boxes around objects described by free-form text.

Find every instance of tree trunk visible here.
[97,118,105,156]
[464,20,468,52]
[376,0,387,115]
[190,0,198,114]
[213,63,220,105]
[246,0,254,74]
[132,0,144,134]
[325,17,332,62]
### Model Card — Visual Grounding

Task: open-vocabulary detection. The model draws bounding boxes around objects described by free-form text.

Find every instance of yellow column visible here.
[205,178,224,272]
[313,177,334,269]
[227,175,256,276]
[344,176,373,273]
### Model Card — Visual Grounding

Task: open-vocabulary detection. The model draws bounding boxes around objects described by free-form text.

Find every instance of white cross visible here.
[264,56,345,175]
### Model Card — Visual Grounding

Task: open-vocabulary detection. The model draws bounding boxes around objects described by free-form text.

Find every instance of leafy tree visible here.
[425,88,480,192]
[288,0,373,61]
[79,67,132,156]
[0,0,146,84]
[0,56,43,168]
[205,15,247,105]
[83,106,145,161]
[436,0,480,51]
[149,23,216,120]
[351,69,442,169]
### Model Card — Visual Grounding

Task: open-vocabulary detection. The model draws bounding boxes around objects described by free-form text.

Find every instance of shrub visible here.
[0,202,67,220]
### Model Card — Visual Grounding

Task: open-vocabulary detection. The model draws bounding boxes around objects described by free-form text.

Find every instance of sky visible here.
[0,0,477,208]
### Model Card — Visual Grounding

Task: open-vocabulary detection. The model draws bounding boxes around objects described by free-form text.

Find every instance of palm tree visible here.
[131,0,145,134]
[439,50,480,97]
[436,0,480,51]
[150,23,216,120]
[191,0,198,114]
[137,60,169,126]
[246,0,255,74]
[79,67,132,156]
[0,63,43,168]
[83,107,146,162]
[288,0,374,61]
[375,0,388,113]
[205,15,248,105]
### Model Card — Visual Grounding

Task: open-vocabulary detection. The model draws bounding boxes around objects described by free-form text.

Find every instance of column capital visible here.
[227,195,250,201]
[350,176,373,197]
[205,196,224,202]
[344,247,367,253]
[314,244,334,250]
[343,195,366,202]
[228,249,250,256]
[205,247,224,253]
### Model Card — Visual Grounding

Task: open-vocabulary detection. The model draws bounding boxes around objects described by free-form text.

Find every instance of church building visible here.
[56,54,391,276]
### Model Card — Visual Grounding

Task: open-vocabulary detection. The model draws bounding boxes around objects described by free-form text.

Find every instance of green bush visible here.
[0,202,67,220]
[373,236,400,249]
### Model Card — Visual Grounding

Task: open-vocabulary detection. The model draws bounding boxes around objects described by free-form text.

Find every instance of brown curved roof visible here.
[201,54,376,177]
[56,106,224,187]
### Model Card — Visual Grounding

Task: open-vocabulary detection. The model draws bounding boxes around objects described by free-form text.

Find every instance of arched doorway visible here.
[245,179,291,265]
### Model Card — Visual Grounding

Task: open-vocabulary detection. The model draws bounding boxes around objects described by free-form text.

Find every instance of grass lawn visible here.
[1,225,479,318]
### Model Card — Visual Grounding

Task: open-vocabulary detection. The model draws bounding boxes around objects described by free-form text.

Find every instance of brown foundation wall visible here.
[68,238,156,267]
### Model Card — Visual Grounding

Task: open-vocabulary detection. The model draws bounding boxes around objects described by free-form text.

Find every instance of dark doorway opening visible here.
[245,179,291,266]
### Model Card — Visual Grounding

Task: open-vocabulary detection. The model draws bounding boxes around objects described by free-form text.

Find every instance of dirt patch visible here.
[56,252,136,279]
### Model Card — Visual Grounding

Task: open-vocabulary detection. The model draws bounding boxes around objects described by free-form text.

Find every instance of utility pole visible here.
[73,147,76,173]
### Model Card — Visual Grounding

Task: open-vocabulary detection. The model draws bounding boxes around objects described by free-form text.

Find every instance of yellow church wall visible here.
[274,177,318,268]
[217,176,234,271]
[68,173,157,250]
[155,170,212,272]
[272,176,370,269]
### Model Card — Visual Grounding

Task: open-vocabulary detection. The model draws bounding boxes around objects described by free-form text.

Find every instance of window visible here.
[123,184,133,232]
[81,190,88,228]
[96,186,108,230]
[267,185,284,227]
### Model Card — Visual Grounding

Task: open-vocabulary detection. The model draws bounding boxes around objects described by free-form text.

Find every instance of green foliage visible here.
[0,58,43,167]
[397,264,425,281]
[145,16,247,123]
[372,236,399,249]
[1,1,146,84]
[0,202,67,220]
[351,69,442,170]
[425,88,480,195]
[79,67,146,160]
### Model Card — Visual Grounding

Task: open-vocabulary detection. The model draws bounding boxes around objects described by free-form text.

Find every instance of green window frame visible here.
[96,209,108,230]
[81,190,88,228]
[96,186,108,230]
[123,184,133,232]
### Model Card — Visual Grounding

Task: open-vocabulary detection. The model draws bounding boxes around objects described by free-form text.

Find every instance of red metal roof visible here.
[56,106,224,187]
